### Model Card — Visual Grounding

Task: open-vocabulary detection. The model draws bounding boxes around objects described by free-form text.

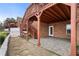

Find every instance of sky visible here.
[0,3,31,23]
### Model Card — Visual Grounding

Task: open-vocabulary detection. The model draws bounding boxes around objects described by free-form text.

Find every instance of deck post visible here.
[36,11,42,47]
[20,23,22,36]
[37,16,41,47]
[31,30,34,39]
[26,19,28,39]
[71,3,77,56]
[21,24,23,36]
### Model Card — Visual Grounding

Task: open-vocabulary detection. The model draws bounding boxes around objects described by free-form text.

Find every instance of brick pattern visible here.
[32,21,48,37]
[49,21,70,38]
[31,20,70,38]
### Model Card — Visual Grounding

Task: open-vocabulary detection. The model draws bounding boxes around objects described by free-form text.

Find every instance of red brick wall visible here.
[31,20,70,38]
[32,21,38,29]
[32,21,48,37]
[40,22,48,37]
[49,21,70,38]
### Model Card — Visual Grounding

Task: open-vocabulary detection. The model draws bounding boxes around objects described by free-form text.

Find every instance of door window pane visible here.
[50,27,52,34]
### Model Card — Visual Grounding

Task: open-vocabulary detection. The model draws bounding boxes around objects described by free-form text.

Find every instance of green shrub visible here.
[0,31,8,45]
[0,35,5,44]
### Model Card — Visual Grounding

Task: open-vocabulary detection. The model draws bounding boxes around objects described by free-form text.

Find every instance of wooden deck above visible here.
[40,3,70,23]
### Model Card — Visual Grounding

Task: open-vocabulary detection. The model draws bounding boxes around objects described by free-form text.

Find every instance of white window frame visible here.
[66,24,71,35]
[48,26,54,36]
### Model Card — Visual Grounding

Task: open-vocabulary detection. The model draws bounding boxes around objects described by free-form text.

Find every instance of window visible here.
[49,26,54,36]
[66,24,71,38]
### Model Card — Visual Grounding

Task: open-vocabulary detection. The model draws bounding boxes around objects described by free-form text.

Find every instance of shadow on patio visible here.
[29,37,70,56]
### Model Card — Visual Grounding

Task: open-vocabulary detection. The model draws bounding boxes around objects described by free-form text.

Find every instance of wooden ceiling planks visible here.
[64,5,70,19]
[50,5,66,20]
[58,3,70,19]
[48,7,64,20]
[54,4,67,20]
[56,4,69,20]
[43,10,58,21]
[40,3,70,23]
[42,13,54,20]
[41,13,57,23]
[45,9,59,20]
[41,13,62,23]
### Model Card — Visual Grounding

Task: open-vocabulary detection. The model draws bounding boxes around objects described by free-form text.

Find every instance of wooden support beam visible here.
[26,20,29,32]
[35,12,43,47]
[32,32,34,39]
[64,3,72,6]
[20,23,22,36]
[41,3,56,12]
[71,4,77,56]
[41,3,71,12]
[37,16,41,47]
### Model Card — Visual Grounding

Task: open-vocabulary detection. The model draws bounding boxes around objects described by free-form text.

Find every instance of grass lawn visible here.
[0,31,8,47]
[0,45,1,47]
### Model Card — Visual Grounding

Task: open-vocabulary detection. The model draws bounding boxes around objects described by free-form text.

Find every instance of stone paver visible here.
[29,37,70,56]
[8,37,58,56]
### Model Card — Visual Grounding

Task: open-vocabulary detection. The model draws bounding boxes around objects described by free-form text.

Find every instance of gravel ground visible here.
[29,37,70,56]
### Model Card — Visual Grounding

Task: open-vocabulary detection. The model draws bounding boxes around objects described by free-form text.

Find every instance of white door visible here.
[49,26,54,36]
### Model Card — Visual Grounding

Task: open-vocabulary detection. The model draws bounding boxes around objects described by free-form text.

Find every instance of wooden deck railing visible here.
[26,3,49,18]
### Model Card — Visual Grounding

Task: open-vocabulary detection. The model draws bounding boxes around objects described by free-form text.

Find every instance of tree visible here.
[0,21,4,31]
[17,17,22,21]
[4,18,16,28]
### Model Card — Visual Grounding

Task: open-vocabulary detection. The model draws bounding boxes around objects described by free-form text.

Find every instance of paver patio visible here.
[7,37,58,56]
[29,37,70,56]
